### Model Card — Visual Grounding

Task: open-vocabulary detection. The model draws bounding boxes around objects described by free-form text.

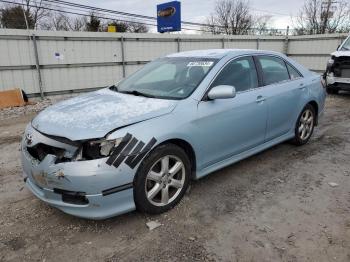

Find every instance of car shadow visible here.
[331,90,350,98]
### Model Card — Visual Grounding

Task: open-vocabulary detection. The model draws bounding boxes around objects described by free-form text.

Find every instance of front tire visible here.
[133,144,191,214]
[292,104,316,146]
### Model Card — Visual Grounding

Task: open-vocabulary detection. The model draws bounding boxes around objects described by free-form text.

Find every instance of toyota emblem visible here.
[26,133,33,145]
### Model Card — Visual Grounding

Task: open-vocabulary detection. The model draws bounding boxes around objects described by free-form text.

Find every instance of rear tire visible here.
[292,104,316,146]
[133,144,191,214]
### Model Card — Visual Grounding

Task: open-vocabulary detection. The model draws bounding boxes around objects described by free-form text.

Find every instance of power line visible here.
[1,0,290,33]
[41,0,212,28]
[31,0,157,24]
[251,7,291,17]
[0,0,212,32]
[0,0,156,26]
[43,0,157,22]
[40,0,291,30]
[13,0,159,27]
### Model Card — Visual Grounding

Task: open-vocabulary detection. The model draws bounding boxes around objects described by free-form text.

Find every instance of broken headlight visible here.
[327,58,334,66]
[81,138,123,160]
[327,57,335,70]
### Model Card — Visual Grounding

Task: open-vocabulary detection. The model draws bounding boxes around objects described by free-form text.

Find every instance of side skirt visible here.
[195,131,294,179]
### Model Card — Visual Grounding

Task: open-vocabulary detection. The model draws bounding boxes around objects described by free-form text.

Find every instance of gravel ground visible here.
[0,94,78,121]
[0,93,350,262]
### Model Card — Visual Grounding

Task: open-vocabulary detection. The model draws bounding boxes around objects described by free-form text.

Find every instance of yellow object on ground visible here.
[0,89,28,109]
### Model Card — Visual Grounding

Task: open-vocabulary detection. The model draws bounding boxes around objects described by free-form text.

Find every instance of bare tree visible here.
[204,15,222,34]
[254,15,272,35]
[69,16,86,31]
[41,12,70,31]
[294,0,350,35]
[126,22,148,33]
[41,12,87,31]
[22,0,51,29]
[205,0,254,35]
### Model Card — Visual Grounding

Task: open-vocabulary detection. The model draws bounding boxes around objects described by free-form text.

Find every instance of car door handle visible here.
[298,83,306,90]
[256,95,266,103]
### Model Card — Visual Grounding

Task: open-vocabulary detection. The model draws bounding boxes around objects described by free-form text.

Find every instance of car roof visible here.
[166,49,283,59]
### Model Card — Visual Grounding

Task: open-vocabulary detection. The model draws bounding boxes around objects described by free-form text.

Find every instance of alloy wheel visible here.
[298,109,314,141]
[145,155,185,207]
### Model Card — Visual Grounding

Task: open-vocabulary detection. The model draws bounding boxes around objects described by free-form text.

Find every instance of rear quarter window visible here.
[286,63,302,80]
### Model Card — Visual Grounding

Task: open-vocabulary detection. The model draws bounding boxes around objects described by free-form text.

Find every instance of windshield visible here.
[340,37,350,51]
[115,57,218,99]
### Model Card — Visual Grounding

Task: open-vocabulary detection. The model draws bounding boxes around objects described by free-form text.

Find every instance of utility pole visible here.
[21,0,44,99]
[284,26,290,55]
[21,0,30,30]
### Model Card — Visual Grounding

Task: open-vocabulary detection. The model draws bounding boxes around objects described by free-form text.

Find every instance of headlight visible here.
[327,58,334,66]
[99,140,118,156]
[82,138,123,160]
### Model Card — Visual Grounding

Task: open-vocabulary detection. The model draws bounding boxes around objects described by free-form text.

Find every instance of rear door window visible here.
[257,56,290,85]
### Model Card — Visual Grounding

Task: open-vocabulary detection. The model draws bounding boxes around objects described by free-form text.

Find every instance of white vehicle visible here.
[325,35,350,94]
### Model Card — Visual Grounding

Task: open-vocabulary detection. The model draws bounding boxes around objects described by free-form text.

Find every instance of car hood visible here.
[32,88,177,141]
[331,50,350,57]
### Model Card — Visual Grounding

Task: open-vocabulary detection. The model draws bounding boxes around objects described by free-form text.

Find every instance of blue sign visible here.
[157,1,181,33]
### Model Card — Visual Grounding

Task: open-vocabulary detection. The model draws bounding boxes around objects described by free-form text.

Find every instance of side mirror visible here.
[207,85,236,100]
[337,44,340,51]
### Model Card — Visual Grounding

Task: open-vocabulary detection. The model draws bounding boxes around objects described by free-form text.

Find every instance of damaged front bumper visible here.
[325,55,350,90]
[24,177,134,219]
[21,124,136,219]
[326,74,350,86]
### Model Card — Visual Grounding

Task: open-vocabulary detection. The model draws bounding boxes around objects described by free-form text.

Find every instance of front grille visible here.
[27,143,65,161]
[332,56,350,77]
[53,188,89,205]
[340,69,350,78]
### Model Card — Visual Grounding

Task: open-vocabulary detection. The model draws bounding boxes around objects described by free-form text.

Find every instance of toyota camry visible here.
[21,49,326,219]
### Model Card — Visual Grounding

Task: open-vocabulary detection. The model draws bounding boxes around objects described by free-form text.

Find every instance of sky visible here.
[71,0,306,31]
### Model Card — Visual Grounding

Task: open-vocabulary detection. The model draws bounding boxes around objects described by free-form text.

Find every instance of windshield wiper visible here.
[120,90,156,98]
[341,46,349,51]
[109,85,119,92]
[109,85,156,98]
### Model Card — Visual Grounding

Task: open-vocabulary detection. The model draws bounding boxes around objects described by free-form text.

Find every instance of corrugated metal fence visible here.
[0,29,348,96]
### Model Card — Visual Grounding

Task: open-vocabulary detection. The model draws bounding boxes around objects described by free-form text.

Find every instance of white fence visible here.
[0,29,347,96]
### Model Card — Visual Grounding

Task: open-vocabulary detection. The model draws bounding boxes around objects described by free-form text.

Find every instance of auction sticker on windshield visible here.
[187,61,214,67]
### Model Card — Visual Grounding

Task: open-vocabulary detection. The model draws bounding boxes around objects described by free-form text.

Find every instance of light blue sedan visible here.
[21,49,326,219]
